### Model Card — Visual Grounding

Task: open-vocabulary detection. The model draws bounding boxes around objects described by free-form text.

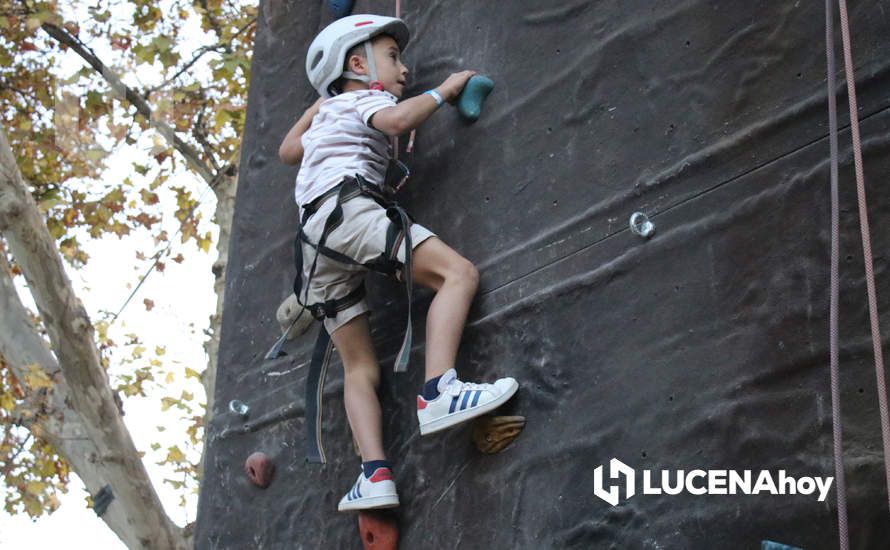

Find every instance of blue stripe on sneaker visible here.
[460,390,472,410]
[356,484,362,498]
[449,395,459,413]
[471,389,482,407]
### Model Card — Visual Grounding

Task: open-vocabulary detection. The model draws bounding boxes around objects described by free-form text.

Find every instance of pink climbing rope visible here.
[836,0,890,513]
[393,0,419,157]
[825,1,849,547]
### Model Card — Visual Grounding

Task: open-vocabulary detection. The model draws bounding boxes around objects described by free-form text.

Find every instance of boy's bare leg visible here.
[410,237,480,380]
[329,313,386,461]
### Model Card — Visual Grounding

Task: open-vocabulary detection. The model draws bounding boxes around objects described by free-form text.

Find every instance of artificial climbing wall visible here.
[196,1,890,548]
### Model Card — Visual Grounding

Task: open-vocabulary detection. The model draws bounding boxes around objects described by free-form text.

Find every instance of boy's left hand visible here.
[437,70,477,104]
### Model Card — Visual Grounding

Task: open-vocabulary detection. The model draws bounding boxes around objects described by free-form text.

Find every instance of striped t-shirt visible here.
[294,89,397,206]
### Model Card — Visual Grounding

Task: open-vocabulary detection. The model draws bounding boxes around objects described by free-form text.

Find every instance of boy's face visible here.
[369,35,408,98]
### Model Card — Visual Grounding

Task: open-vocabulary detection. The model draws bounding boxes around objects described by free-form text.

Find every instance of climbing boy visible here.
[278,14,518,512]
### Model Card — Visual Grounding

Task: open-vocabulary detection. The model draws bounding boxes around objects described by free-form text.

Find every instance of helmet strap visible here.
[341,40,378,87]
[363,40,379,84]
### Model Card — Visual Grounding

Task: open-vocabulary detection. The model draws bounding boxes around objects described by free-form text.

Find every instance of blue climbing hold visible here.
[761,540,803,550]
[327,0,355,19]
[457,75,494,122]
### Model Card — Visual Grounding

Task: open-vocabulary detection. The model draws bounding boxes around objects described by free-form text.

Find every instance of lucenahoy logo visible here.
[593,458,834,506]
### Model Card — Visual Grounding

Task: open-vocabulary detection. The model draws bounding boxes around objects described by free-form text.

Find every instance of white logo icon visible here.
[593,458,635,506]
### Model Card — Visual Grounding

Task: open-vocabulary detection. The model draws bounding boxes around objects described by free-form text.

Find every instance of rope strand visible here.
[825,1,850,546]
[836,0,890,513]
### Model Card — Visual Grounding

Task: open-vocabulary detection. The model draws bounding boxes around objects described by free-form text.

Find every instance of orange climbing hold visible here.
[358,511,398,550]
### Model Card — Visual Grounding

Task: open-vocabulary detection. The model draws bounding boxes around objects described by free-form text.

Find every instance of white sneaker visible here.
[337,468,399,512]
[416,368,519,436]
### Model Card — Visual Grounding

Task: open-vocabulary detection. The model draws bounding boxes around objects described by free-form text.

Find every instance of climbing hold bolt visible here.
[472,415,526,454]
[458,75,494,122]
[358,511,398,550]
[244,452,275,488]
[229,399,249,417]
[629,212,655,238]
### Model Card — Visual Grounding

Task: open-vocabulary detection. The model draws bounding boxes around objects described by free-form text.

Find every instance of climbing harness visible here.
[267,170,416,463]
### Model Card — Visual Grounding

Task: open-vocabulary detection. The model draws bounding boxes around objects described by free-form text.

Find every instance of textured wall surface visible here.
[196,1,890,548]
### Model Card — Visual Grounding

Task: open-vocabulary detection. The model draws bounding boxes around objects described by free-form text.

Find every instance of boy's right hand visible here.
[436,70,477,103]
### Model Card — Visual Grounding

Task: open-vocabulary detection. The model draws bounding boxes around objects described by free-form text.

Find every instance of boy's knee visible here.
[344,364,380,389]
[452,258,479,291]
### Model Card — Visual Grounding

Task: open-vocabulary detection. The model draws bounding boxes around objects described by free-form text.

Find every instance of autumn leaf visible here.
[23,364,53,390]
[165,446,185,464]
[0,393,15,412]
[197,231,213,253]
[143,298,154,311]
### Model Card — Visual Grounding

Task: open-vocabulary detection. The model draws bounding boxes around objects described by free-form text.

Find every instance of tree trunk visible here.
[0,254,192,549]
[0,128,187,549]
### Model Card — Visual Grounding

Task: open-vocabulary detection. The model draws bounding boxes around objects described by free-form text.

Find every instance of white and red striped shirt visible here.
[294,89,396,206]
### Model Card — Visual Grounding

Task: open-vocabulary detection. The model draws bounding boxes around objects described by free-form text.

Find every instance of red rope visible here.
[837,0,890,513]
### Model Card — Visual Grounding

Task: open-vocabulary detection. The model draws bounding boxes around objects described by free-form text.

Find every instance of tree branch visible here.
[147,44,223,94]
[40,22,216,184]
[146,16,255,94]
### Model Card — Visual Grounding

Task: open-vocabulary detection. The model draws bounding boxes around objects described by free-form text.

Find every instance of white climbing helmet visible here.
[306,14,410,98]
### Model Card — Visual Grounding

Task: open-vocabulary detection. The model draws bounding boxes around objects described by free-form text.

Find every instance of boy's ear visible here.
[348,54,366,75]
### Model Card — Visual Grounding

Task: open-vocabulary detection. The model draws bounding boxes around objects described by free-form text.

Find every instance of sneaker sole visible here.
[419,380,519,436]
[337,494,400,512]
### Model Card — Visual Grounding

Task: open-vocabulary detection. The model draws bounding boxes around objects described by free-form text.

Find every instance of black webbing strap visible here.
[305,325,334,463]
[387,205,413,373]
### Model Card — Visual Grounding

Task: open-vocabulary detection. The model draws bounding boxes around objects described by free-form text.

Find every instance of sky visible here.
[1,1,228,547]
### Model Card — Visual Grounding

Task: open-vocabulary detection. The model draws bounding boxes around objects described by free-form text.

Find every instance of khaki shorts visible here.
[299,194,435,334]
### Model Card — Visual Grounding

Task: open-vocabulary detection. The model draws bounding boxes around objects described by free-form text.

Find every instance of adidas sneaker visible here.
[416,368,518,435]
[337,467,399,512]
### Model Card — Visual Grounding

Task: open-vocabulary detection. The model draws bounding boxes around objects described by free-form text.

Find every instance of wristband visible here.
[423,89,444,107]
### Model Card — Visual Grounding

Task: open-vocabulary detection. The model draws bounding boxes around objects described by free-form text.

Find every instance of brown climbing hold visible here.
[358,511,398,550]
[244,452,275,488]
[472,415,526,454]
